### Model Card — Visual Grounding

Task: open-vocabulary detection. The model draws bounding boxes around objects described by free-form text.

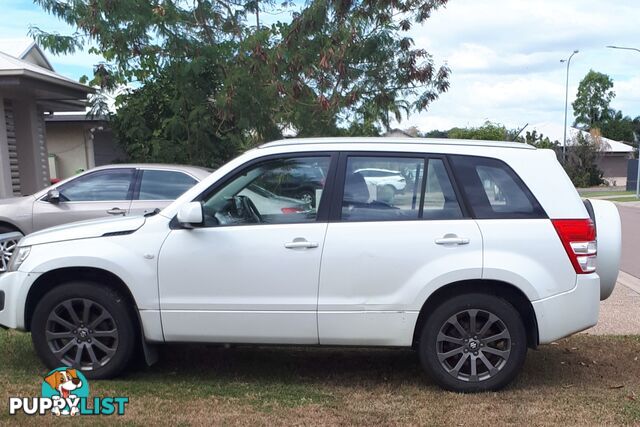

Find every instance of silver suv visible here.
[0,164,211,271]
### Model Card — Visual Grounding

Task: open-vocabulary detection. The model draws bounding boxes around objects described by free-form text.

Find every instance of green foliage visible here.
[563,133,604,188]
[522,130,559,149]
[598,110,638,143]
[447,121,510,141]
[572,70,615,128]
[423,129,448,138]
[32,0,451,166]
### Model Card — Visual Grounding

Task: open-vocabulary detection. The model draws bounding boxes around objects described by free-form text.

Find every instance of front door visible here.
[318,154,483,346]
[158,154,335,344]
[32,168,135,231]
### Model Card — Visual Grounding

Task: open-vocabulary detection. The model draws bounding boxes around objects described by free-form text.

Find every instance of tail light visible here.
[551,219,597,274]
[281,207,304,214]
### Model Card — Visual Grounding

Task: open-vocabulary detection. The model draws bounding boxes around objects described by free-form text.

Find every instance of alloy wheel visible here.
[436,309,512,382]
[45,298,119,370]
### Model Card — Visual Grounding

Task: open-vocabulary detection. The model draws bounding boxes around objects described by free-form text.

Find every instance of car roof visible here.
[90,164,212,180]
[259,137,535,150]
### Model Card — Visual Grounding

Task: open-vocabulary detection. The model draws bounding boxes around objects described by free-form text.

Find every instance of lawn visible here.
[604,196,640,202]
[578,190,635,198]
[1,330,639,425]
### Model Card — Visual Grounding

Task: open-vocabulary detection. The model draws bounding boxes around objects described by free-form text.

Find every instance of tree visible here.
[572,70,615,128]
[31,0,451,166]
[522,130,559,149]
[448,121,509,141]
[599,110,636,142]
[423,129,448,138]
[563,132,604,188]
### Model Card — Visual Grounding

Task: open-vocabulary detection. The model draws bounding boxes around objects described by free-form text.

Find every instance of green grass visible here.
[2,330,640,424]
[605,196,640,202]
[578,190,635,197]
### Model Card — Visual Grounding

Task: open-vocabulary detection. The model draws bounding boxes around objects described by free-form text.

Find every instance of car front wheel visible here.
[418,293,527,392]
[31,281,136,379]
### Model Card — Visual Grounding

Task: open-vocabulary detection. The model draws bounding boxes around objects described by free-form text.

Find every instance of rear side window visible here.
[449,155,546,219]
[341,156,424,221]
[138,170,197,200]
[423,159,463,220]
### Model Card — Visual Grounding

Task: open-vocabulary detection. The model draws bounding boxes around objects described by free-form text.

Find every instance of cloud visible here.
[399,0,640,132]
[2,0,639,130]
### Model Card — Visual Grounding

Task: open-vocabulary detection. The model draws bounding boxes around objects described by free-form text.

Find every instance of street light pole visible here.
[607,45,640,198]
[560,50,579,163]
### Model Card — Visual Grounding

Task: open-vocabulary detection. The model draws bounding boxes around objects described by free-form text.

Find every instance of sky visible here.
[1,0,639,142]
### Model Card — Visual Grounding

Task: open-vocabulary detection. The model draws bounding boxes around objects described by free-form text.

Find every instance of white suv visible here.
[0,138,621,392]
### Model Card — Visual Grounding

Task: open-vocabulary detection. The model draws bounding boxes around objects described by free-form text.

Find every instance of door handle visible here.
[107,208,126,216]
[284,239,319,249]
[435,234,470,245]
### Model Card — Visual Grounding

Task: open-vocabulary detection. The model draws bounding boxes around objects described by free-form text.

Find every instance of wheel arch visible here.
[412,279,539,349]
[24,267,139,332]
[0,220,24,234]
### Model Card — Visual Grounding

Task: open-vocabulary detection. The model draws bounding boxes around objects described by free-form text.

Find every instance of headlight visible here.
[8,246,30,272]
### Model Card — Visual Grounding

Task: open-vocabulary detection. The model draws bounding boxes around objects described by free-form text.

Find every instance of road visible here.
[618,204,640,278]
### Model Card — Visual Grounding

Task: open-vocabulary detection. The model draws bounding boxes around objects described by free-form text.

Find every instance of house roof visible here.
[0,50,92,94]
[566,127,634,153]
[0,38,54,70]
[45,113,108,123]
[383,128,414,138]
[529,123,635,153]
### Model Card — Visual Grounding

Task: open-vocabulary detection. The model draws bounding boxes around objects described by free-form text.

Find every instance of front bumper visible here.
[0,271,40,330]
[532,273,600,344]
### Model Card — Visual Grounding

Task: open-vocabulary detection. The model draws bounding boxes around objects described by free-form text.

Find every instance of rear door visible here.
[448,155,575,298]
[33,168,135,231]
[128,169,199,216]
[318,153,483,346]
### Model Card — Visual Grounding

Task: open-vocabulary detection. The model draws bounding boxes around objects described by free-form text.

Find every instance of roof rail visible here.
[259,137,535,150]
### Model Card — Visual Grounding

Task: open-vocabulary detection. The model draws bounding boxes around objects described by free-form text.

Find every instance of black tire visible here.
[418,293,527,392]
[31,281,137,379]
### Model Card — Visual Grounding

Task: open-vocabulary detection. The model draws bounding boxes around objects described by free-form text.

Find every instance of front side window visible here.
[342,156,424,221]
[200,156,331,226]
[449,155,546,219]
[58,169,135,202]
[138,170,197,200]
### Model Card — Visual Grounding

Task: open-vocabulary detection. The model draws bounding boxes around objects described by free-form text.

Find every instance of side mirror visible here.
[46,189,60,204]
[177,202,203,228]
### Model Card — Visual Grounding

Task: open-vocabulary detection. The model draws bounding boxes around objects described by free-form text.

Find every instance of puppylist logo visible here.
[9,367,128,416]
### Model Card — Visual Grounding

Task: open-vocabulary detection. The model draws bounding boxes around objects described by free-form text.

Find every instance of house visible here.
[383,128,414,138]
[565,127,634,187]
[530,123,635,187]
[0,38,93,197]
[45,114,126,180]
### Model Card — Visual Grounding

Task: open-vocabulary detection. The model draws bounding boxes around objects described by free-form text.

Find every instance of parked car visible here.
[238,184,310,215]
[256,162,325,206]
[354,168,407,193]
[0,138,621,392]
[0,164,211,272]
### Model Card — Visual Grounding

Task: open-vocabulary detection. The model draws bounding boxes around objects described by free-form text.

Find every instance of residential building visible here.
[0,38,92,197]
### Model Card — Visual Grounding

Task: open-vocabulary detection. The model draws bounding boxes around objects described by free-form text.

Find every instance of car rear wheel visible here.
[0,226,23,273]
[418,293,527,392]
[298,189,316,207]
[31,281,136,379]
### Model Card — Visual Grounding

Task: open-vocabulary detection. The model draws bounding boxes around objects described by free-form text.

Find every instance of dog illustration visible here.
[44,369,82,416]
